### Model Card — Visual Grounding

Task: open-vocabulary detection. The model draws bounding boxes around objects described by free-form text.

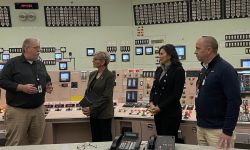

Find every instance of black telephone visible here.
[147,135,175,150]
[110,132,141,150]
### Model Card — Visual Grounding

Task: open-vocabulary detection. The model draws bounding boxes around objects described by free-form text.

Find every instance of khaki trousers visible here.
[197,126,235,148]
[4,105,45,146]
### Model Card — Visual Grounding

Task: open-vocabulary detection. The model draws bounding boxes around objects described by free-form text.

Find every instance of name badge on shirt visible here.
[202,79,205,86]
[38,85,42,93]
[195,89,199,98]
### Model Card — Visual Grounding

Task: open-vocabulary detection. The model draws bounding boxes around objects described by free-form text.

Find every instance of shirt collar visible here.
[20,54,36,64]
[20,54,27,62]
[161,62,171,72]
[201,54,220,69]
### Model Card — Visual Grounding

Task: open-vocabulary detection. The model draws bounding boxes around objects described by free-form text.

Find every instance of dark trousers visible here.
[90,117,112,142]
[154,113,181,141]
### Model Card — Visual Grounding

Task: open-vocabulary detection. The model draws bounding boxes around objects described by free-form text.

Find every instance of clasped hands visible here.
[149,102,160,115]
[17,82,53,94]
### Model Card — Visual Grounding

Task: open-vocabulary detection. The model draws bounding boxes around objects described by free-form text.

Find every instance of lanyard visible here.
[197,67,212,90]
[31,61,40,84]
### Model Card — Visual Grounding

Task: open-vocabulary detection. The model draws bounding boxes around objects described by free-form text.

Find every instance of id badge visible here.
[195,89,199,98]
[202,79,206,86]
[38,85,43,93]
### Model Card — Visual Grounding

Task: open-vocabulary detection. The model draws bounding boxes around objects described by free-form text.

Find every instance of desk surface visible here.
[0,142,240,150]
[45,110,87,120]
[44,109,250,125]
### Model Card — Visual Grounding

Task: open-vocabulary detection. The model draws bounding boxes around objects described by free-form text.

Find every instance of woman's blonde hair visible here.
[94,51,110,66]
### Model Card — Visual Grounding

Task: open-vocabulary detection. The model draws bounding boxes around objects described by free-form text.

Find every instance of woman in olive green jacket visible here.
[82,51,115,142]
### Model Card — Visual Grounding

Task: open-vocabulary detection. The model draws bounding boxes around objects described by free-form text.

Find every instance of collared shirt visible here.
[0,55,51,108]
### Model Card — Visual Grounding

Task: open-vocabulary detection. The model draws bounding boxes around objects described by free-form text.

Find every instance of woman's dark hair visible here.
[159,44,182,66]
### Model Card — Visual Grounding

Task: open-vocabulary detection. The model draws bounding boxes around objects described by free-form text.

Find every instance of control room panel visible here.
[0,68,249,122]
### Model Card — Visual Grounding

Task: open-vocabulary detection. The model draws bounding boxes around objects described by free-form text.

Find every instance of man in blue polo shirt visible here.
[194,36,242,149]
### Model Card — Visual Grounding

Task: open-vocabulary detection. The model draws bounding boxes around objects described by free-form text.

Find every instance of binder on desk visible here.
[79,91,99,107]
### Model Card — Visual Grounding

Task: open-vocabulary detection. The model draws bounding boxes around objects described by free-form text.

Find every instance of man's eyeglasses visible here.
[30,46,40,50]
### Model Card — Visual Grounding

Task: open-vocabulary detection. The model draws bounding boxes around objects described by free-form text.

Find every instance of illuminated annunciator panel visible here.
[122,69,144,107]
[237,68,250,123]
[237,69,250,95]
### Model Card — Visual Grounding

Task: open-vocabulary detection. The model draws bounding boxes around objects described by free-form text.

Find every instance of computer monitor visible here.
[2,53,10,61]
[145,46,153,55]
[59,62,67,70]
[122,53,130,62]
[55,52,62,60]
[126,91,138,103]
[59,71,71,82]
[175,45,186,60]
[0,63,5,71]
[110,54,116,62]
[237,69,250,94]
[241,59,250,68]
[87,48,95,56]
[135,47,143,55]
[127,78,138,89]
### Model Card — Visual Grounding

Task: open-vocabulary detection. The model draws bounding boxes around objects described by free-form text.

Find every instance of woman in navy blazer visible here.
[82,51,115,142]
[149,44,185,141]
